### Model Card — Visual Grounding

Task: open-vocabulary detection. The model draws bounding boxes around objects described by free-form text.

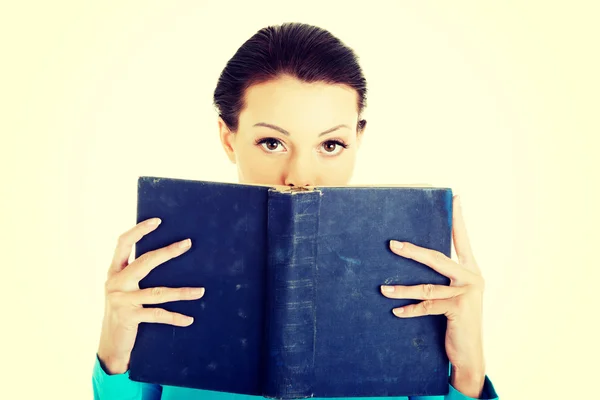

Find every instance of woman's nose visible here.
[283,155,316,187]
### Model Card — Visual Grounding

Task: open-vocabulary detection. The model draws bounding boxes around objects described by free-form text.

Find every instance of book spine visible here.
[264,190,321,399]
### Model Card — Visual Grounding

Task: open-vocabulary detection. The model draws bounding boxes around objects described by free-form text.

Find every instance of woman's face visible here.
[218,75,364,187]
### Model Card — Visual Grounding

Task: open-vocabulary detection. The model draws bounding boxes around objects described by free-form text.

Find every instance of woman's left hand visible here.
[380,195,486,397]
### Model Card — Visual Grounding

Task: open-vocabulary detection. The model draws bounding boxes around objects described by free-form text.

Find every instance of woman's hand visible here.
[380,195,486,397]
[97,218,205,374]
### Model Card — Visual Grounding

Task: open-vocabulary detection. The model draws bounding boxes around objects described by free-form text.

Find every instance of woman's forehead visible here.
[240,76,360,129]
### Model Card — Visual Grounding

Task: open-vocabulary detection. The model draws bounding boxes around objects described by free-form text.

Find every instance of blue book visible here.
[129,176,453,398]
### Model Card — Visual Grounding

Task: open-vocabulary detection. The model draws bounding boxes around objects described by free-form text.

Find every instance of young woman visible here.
[93,22,499,400]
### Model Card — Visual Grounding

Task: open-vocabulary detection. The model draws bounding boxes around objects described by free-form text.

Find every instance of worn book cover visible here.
[129,176,453,398]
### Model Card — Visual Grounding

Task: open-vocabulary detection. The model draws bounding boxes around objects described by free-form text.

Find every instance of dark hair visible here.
[213,22,367,133]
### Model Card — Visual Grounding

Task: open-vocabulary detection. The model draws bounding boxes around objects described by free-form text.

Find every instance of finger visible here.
[452,195,477,268]
[109,218,162,276]
[135,307,195,327]
[127,286,205,305]
[380,284,464,300]
[389,241,463,281]
[392,298,453,318]
[121,238,192,284]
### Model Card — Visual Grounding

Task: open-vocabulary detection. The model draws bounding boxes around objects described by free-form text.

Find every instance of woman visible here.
[93,22,499,400]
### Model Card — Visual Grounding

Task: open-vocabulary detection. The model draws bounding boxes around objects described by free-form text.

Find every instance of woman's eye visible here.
[258,138,285,152]
[320,140,347,156]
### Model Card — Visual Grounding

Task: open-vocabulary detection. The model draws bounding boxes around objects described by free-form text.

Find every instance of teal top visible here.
[92,355,499,400]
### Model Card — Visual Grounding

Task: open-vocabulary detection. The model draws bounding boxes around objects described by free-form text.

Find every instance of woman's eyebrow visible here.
[253,122,351,137]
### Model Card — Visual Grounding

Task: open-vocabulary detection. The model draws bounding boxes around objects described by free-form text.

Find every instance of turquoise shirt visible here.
[92,355,498,400]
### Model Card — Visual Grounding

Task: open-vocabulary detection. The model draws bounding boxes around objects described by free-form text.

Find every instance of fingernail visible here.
[193,287,205,296]
[186,316,194,324]
[393,308,404,316]
[149,218,161,226]
[179,239,191,248]
[381,285,394,293]
[390,240,404,250]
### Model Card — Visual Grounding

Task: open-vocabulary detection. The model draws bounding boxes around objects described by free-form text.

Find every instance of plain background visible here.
[1,1,598,399]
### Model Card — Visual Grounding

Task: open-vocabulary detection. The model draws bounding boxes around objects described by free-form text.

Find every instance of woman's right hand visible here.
[96,217,205,374]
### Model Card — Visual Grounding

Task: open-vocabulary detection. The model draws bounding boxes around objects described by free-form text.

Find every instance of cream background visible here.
[1,1,598,399]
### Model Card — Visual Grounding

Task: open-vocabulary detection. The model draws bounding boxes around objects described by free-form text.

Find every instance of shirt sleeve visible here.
[446,375,498,400]
[410,368,499,400]
[92,354,163,400]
